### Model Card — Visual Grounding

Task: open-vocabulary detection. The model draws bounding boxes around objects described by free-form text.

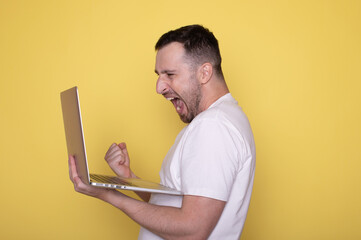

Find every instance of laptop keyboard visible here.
[90,174,132,186]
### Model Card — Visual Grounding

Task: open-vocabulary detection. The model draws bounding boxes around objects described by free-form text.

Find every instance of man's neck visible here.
[198,80,229,113]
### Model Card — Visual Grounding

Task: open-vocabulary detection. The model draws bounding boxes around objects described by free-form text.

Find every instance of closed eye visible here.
[155,69,176,79]
[166,72,176,79]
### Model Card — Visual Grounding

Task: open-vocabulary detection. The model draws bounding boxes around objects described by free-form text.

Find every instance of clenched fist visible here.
[104,142,135,178]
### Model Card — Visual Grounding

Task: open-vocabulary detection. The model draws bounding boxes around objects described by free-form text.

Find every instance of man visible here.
[69,24,256,239]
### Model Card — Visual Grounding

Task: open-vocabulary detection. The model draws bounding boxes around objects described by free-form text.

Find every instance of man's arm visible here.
[69,156,225,239]
[105,191,225,239]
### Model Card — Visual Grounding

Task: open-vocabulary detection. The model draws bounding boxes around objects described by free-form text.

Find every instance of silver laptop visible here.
[60,86,182,195]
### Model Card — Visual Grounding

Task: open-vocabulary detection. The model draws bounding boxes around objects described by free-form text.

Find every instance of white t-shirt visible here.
[139,94,256,239]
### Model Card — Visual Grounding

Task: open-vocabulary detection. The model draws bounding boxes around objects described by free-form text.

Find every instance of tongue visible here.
[173,98,184,113]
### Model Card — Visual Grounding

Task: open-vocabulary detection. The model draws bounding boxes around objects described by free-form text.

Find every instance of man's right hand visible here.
[104,142,135,178]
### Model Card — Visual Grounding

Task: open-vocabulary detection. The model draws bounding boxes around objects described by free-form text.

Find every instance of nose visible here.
[156,75,169,95]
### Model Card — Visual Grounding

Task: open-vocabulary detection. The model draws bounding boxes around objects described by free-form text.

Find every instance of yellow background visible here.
[1,0,360,239]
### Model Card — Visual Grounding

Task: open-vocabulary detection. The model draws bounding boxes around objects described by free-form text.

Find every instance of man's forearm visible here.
[102,190,193,239]
[100,190,219,240]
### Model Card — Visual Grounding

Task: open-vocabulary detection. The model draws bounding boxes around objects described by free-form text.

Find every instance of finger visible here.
[118,142,130,165]
[69,155,81,183]
[105,143,125,162]
[122,148,129,165]
[106,150,124,164]
[104,143,118,159]
[68,157,89,192]
[72,174,88,193]
[118,142,126,150]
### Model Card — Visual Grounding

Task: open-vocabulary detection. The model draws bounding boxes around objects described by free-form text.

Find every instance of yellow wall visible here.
[1,0,360,239]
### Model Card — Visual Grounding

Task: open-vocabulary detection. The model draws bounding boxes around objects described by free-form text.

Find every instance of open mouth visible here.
[167,97,185,114]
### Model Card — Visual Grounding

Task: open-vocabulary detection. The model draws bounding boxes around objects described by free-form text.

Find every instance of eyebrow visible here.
[154,69,177,75]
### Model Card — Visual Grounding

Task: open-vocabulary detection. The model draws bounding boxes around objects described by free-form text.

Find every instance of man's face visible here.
[155,42,201,123]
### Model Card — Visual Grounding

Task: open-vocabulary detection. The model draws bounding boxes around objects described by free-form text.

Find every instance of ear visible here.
[198,63,213,85]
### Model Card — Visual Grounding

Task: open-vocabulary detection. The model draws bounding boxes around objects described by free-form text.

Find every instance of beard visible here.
[178,75,202,123]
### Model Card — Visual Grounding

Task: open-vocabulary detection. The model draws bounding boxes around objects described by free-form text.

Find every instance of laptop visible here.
[60,86,182,195]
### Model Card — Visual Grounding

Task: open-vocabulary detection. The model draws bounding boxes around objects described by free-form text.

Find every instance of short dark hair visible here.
[155,24,224,78]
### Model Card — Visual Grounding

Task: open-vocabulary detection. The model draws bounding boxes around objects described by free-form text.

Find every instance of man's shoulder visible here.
[193,96,243,125]
[187,95,254,144]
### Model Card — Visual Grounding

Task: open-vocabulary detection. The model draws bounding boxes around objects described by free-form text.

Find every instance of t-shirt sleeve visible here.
[180,119,239,201]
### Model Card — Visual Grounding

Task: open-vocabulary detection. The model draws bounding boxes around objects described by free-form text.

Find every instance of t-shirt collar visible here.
[208,93,234,109]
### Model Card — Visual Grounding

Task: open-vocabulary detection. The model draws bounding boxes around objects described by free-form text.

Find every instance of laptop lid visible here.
[61,86,90,184]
